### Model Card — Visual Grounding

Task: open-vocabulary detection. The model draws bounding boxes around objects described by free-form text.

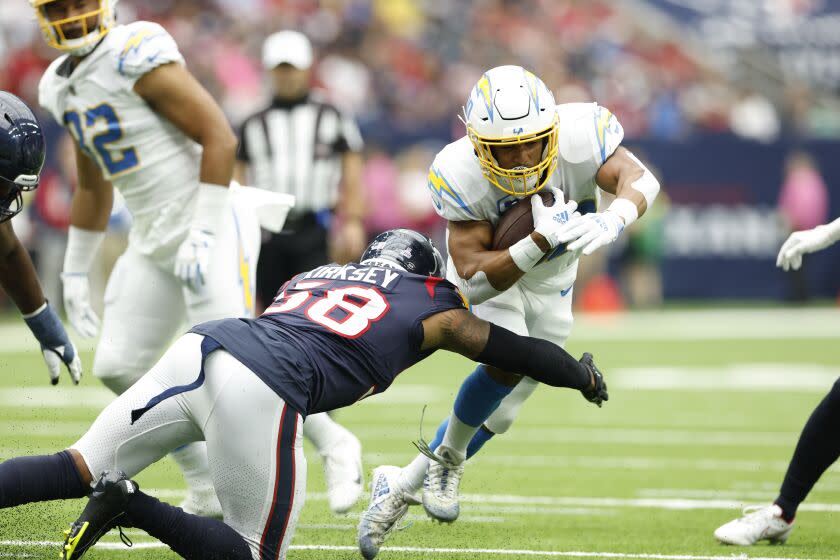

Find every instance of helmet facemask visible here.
[31,0,116,56]
[466,112,559,197]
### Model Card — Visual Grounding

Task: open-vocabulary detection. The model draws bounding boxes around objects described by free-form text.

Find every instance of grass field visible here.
[1,308,839,559]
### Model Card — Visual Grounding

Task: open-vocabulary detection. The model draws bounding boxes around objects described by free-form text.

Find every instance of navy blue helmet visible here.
[361,229,445,277]
[0,92,45,223]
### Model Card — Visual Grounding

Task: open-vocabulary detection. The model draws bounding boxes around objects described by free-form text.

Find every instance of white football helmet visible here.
[31,0,119,56]
[464,65,559,196]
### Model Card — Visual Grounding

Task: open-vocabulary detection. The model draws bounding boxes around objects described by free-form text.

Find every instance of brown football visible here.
[491,190,554,250]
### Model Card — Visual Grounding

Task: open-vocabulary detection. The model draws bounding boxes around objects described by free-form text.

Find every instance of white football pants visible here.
[73,333,306,560]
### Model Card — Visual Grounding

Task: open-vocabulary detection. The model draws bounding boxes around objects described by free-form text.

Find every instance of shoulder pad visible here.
[426,138,483,222]
[38,57,66,122]
[112,21,184,79]
[557,103,624,165]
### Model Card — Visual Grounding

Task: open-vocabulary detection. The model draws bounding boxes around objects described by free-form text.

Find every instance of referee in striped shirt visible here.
[235,31,366,310]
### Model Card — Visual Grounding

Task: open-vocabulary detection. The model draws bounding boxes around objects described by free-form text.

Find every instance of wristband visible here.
[606,198,638,228]
[63,226,105,274]
[509,234,545,272]
[192,182,230,232]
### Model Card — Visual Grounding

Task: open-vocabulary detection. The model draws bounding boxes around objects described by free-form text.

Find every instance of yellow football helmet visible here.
[30,0,118,56]
[464,65,559,197]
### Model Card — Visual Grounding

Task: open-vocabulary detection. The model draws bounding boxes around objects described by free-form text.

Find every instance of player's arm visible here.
[0,220,45,314]
[61,143,112,339]
[0,221,83,384]
[134,62,236,292]
[447,219,533,299]
[595,146,659,221]
[134,62,237,186]
[448,186,577,305]
[420,308,607,405]
[557,148,660,256]
[777,216,840,271]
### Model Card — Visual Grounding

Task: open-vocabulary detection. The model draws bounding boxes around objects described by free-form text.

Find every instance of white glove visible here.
[531,187,579,249]
[558,210,625,256]
[777,224,839,271]
[174,228,215,293]
[60,273,100,339]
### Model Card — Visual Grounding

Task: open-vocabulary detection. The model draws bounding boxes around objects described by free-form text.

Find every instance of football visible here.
[491,190,555,250]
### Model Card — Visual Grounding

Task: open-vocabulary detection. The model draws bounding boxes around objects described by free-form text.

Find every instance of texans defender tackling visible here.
[713,217,840,546]
[0,91,82,384]
[0,229,606,560]
[360,65,660,555]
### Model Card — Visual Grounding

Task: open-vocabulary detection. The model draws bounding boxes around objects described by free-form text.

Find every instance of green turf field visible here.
[1,308,839,559]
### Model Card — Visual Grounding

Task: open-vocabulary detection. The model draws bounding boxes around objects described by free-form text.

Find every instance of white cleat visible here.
[179,486,223,519]
[358,466,416,560]
[714,504,793,546]
[322,426,364,514]
[421,445,464,523]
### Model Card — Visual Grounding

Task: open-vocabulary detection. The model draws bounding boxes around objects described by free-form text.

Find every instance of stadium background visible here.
[2,1,840,559]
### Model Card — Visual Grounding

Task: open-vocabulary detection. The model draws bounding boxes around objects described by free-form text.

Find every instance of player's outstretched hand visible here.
[531,187,579,249]
[777,226,836,271]
[61,273,100,339]
[174,228,215,293]
[557,211,624,256]
[579,352,608,407]
[23,302,83,385]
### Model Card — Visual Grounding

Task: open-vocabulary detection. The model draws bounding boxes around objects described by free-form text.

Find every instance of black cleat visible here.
[580,352,608,407]
[61,470,137,559]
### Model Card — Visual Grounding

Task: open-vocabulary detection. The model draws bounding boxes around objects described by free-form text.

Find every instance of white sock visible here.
[303,412,347,454]
[170,442,214,493]
[440,414,478,459]
[399,453,429,493]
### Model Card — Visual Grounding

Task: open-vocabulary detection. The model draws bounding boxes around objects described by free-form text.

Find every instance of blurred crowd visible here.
[0,0,837,308]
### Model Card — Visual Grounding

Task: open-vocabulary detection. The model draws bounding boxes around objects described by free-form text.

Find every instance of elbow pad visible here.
[625,151,660,208]
[453,270,501,306]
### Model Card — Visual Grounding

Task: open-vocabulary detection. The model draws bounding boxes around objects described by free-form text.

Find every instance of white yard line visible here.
[0,541,820,559]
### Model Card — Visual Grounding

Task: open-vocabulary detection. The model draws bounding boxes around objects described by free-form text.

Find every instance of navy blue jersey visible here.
[191,263,467,416]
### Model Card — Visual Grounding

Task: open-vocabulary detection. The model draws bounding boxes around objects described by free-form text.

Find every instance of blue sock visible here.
[466,426,495,459]
[127,490,252,560]
[0,451,88,508]
[453,365,514,427]
[429,417,450,451]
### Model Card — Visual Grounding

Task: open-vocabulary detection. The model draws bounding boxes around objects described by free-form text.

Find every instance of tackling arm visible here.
[421,308,607,405]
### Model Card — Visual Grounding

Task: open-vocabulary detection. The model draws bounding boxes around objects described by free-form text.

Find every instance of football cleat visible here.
[358,466,417,560]
[421,445,465,523]
[580,352,608,407]
[61,471,137,559]
[714,504,793,546]
[322,425,364,514]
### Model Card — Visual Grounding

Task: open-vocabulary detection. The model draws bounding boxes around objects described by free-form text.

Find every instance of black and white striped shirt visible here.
[237,92,363,213]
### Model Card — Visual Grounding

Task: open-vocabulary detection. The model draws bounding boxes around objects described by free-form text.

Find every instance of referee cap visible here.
[262,30,313,70]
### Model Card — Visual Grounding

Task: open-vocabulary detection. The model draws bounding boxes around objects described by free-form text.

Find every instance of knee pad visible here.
[484,377,540,434]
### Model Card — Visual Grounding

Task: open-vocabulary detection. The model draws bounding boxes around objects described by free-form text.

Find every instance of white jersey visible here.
[39,21,201,264]
[427,102,624,292]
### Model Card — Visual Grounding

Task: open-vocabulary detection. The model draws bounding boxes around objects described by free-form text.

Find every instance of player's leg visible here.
[416,288,527,522]
[63,336,261,559]
[478,285,575,438]
[0,334,206,510]
[92,246,185,395]
[714,377,840,545]
[179,197,262,517]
